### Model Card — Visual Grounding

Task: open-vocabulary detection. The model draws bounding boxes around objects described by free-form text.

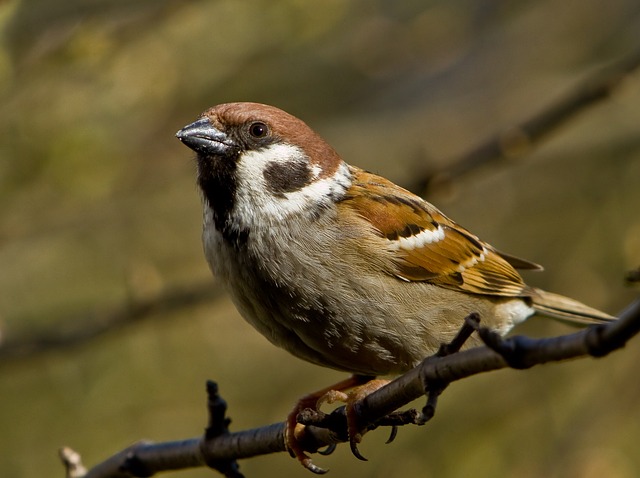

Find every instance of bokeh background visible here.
[1,1,639,477]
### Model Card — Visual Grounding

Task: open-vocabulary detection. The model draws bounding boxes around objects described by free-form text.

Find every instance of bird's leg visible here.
[286,374,372,474]
[317,379,390,461]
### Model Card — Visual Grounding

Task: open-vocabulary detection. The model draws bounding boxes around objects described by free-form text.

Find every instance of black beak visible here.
[176,118,234,156]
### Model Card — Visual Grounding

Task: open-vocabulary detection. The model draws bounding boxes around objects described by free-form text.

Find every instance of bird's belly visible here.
[224,263,529,376]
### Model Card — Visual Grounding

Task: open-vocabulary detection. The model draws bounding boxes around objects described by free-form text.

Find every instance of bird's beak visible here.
[176,118,234,156]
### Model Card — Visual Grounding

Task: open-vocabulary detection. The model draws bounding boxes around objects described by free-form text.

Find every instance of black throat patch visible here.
[197,154,249,246]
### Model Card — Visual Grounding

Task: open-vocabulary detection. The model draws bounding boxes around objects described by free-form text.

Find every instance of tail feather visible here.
[531,288,615,325]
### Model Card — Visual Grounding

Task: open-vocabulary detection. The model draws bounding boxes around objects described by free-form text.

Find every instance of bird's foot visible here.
[285,375,374,473]
[317,379,390,461]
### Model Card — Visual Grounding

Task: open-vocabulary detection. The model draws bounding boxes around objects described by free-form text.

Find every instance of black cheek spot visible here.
[263,159,313,197]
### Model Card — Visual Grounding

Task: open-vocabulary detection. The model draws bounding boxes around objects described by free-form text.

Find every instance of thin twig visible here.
[201,381,244,478]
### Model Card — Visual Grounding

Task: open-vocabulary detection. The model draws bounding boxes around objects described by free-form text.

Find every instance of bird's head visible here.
[177,102,351,240]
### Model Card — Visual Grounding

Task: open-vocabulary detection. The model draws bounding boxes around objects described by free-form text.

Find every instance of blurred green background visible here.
[1,1,639,477]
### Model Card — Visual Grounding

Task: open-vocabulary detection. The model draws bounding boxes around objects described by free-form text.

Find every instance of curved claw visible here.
[350,439,368,461]
[286,414,329,473]
[385,425,398,444]
[301,457,329,475]
[318,443,337,456]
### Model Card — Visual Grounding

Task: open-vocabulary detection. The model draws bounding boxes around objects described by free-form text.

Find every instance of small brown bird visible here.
[176,102,613,472]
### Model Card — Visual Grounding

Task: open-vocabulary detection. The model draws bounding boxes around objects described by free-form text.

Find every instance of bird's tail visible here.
[531,288,615,325]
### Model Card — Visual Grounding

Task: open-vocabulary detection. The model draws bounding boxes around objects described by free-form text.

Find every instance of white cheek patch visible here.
[233,144,351,225]
[280,161,351,217]
[310,164,322,178]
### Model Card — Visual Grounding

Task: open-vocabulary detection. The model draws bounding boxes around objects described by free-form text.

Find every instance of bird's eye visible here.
[249,122,268,138]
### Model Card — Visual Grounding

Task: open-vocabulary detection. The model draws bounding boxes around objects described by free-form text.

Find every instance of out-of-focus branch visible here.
[60,298,640,477]
[626,266,640,284]
[0,282,223,361]
[419,48,640,192]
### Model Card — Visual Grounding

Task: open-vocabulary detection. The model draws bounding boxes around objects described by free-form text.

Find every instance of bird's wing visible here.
[341,168,541,298]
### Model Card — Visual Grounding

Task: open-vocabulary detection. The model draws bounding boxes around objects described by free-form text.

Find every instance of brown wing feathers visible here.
[342,168,532,298]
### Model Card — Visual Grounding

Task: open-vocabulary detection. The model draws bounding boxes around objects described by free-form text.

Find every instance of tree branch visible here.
[60,297,640,477]
[417,47,640,192]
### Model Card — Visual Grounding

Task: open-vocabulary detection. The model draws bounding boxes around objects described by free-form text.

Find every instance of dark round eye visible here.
[249,122,268,138]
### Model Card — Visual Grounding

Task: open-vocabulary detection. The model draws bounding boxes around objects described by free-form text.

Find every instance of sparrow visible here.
[176,102,613,472]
